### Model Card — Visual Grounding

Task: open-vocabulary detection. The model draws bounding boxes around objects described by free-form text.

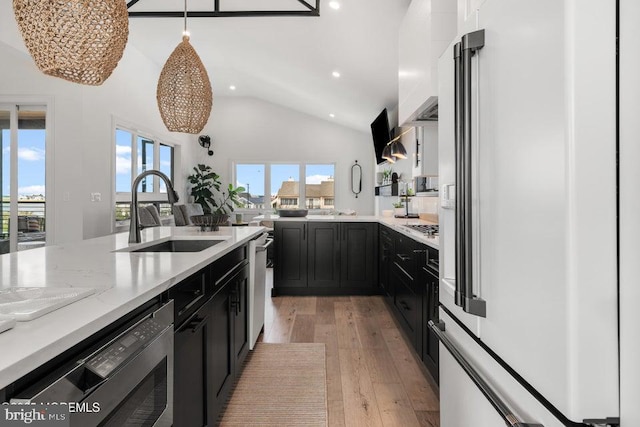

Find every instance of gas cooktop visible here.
[402,224,439,236]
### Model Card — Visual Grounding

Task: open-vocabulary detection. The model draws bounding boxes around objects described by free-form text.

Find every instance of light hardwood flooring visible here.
[259,270,440,427]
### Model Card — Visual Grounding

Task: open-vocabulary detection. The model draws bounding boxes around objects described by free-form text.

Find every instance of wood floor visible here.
[260,271,440,427]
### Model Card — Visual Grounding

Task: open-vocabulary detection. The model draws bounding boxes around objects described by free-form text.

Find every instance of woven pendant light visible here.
[156,0,212,134]
[12,0,129,86]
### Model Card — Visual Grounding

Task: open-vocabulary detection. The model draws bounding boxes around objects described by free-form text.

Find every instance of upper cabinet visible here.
[398,0,457,126]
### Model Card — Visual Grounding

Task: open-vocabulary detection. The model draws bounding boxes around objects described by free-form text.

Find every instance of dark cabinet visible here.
[392,265,420,349]
[340,223,376,288]
[380,224,440,383]
[172,244,250,426]
[231,265,249,368]
[422,266,439,383]
[174,297,213,427]
[391,231,421,350]
[208,282,234,419]
[209,262,250,419]
[379,226,393,299]
[274,222,308,288]
[307,222,340,288]
[274,221,378,295]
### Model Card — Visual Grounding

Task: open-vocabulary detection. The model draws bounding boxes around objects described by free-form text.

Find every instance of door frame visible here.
[0,96,54,252]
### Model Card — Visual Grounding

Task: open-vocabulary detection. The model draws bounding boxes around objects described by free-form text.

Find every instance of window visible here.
[1,105,48,253]
[305,164,334,210]
[235,164,265,209]
[114,125,176,225]
[271,164,300,209]
[233,162,336,212]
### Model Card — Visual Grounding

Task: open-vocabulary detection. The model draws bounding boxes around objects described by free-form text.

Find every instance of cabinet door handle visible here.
[400,301,410,311]
[230,289,239,315]
[236,282,242,314]
[397,254,411,262]
[188,315,208,333]
[303,224,306,240]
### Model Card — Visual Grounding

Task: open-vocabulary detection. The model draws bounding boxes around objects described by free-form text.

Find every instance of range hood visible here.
[401,96,438,126]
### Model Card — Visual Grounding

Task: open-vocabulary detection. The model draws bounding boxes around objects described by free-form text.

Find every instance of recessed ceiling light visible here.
[229,85,236,90]
[332,71,341,78]
[329,1,340,10]
[329,113,335,118]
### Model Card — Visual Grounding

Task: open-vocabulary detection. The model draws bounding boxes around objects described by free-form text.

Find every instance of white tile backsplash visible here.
[412,195,439,214]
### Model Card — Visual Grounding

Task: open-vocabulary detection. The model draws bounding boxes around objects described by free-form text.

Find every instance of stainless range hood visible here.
[401,96,438,126]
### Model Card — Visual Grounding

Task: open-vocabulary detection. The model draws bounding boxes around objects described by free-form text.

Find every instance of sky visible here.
[115,129,173,193]
[236,163,335,196]
[1,127,332,200]
[1,129,46,197]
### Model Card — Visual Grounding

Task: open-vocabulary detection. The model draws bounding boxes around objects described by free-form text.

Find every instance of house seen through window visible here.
[235,162,335,212]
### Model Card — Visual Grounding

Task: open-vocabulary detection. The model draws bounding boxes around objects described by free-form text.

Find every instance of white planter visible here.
[394,208,405,217]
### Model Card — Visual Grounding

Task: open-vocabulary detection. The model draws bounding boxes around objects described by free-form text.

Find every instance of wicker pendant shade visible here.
[156,35,213,134]
[12,0,129,86]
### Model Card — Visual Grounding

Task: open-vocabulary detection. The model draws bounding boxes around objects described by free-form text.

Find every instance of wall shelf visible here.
[375,183,398,197]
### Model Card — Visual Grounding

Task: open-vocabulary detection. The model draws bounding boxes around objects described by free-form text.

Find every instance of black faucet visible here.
[129,170,179,243]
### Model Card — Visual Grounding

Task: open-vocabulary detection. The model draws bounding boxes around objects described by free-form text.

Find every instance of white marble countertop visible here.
[252,214,439,249]
[0,225,265,389]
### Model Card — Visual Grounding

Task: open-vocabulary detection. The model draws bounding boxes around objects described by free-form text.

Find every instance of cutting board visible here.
[0,287,96,321]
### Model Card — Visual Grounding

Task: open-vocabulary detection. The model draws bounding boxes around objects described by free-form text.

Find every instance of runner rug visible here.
[219,343,328,426]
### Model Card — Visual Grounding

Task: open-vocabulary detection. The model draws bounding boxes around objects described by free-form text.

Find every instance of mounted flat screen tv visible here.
[371,108,391,164]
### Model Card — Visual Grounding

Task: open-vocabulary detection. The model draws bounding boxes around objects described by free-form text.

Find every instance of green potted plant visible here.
[187,164,245,229]
[382,168,392,184]
[392,201,405,217]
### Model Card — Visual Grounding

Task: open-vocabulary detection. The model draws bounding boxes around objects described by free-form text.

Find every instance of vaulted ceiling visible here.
[127,0,411,132]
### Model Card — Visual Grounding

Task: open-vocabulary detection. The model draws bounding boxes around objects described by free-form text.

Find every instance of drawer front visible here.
[392,265,420,347]
[211,245,248,291]
[169,268,207,326]
[394,232,418,280]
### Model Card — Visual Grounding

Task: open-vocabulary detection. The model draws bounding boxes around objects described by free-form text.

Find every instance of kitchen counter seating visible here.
[0,225,264,391]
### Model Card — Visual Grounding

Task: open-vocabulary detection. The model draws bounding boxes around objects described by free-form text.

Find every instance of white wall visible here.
[0,5,192,242]
[192,97,375,215]
[0,4,380,243]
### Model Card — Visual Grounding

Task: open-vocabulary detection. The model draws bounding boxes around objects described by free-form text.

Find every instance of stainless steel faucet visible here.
[129,170,179,243]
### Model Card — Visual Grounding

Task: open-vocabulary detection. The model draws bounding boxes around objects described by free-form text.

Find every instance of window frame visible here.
[112,119,179,230]
[231,161,336,214]
[0,98,54,252]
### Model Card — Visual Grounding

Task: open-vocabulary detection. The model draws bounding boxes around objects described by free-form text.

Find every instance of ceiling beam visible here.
[127,0,320,18]
[296,0,316,11]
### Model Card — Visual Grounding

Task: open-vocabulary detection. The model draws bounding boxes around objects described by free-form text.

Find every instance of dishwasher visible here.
[248,232,273,350]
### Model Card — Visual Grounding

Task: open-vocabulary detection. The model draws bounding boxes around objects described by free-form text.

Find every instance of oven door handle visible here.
[256,237,274,252]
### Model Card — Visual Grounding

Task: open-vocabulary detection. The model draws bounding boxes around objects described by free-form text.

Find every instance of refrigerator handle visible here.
[453,41,466,311]
[429,320,544,427]
[459,29,486,318]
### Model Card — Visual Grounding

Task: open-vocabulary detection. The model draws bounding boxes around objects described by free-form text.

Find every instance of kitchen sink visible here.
[130,239,224,253]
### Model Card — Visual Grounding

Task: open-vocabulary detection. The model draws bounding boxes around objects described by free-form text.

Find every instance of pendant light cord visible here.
[183,0,188,36]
